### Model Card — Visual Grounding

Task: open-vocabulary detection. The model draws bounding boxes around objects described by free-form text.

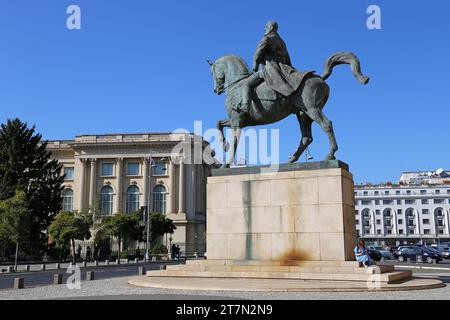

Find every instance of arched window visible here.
[100,186,114,215]
[126,185,140,213]
[62,188,73,212]
[152,185,166,214]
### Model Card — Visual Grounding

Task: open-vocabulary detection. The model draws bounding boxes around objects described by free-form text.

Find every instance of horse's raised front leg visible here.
[216,119,231,152]
[222,127,242,168]
[288,111,313,163]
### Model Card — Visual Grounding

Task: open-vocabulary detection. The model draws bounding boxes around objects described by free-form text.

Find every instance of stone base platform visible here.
[127,259,445,292]
[129,276,444,292]
[146,260,413,283]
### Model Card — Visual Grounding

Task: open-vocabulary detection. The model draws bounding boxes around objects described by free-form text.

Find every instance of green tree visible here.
[144,212,177,245]
[0,118,64,254]
[99,212,144,262]
[48,211,92,264]
[0,190,32,269]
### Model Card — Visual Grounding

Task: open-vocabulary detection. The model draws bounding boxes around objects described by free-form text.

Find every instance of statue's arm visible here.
[253,36,269,71]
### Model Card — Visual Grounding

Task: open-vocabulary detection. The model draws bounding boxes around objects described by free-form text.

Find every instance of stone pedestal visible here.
[138,161,420,290]
[206,161,356,261]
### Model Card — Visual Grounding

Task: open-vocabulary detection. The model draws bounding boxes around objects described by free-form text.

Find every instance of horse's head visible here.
[207,55,250,95]
[207,59,225,95]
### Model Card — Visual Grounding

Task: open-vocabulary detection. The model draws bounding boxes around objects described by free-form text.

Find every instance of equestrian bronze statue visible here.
[208,21,369,168]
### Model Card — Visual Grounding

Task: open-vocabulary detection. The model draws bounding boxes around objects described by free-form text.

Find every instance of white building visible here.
[355,169,450,246]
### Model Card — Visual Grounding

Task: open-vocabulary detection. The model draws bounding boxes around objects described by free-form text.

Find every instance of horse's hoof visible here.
[288,156,298,163]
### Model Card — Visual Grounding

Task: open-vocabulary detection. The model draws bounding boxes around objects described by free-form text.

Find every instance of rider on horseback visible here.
[239,21,304,117]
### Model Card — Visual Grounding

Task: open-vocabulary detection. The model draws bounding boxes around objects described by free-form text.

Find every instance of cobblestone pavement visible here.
[0,273,449,300]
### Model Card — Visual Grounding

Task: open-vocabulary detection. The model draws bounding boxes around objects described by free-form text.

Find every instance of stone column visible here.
[370,210,376,235]
[88,159,97,211]
[445,209,450,235]
[415,209,421,235]
[359,213,364,236]
[142,157,149,207]
[169,159,176,213]
[192,164,196,215]
[178,159,185,214]
[116,158,123,213]
[392,209,398,235]
[79,159,87,211]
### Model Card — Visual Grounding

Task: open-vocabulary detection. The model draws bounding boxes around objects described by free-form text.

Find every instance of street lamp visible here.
[145,157,157,262]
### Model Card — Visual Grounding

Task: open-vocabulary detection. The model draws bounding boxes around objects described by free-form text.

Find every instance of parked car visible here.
[369,246,392,259]
[430,245,450,259]
[428,246,450,259]
[396,246,442,264]
[367,248,382,262]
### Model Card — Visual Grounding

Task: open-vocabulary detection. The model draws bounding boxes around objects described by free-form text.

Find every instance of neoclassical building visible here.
[355,169,450,246]
[47,132,216,256]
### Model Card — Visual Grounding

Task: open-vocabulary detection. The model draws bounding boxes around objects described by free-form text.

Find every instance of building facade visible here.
[355,170,450,246]
[47,132,215,256]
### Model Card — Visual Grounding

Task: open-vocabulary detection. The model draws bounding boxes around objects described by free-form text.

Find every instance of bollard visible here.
[53,274,63,285]
[40,264,46,271]
[105,260,109,266]
[55,263,60,270]
[94,260,98,267]
[138,266,146,276]
[134,258,139,264]
[433,259,437,264]
[86,271,95,281]
[159,265,167,270]
[14,278,24,289]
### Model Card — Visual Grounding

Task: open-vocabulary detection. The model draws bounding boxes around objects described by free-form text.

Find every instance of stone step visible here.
[185,260,375,267]
[167,264,394,274]
[146,269,411,284]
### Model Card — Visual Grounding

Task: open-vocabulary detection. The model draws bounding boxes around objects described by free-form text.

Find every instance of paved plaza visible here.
[0,272,449,300]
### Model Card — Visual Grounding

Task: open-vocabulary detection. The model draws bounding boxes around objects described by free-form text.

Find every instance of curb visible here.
[0,260,183,275]
[395,265,450,271]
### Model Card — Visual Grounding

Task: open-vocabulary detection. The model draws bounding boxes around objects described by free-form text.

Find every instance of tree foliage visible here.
[0,119,64,252]
[97,212,144,259]
[0,190,32,243]
[100,212,144,242]
[144,212,177,244]
[48,211,92,263]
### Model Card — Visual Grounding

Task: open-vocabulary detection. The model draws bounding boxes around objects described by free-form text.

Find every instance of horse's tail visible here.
[321,51,369,85]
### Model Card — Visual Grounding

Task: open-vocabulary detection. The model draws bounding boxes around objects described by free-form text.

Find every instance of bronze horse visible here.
[208,52,369,168]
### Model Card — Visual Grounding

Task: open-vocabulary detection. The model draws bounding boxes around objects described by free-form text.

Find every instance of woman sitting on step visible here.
[354,239,371,267]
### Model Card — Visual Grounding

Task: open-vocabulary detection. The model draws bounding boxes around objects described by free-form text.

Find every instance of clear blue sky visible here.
[0,0,449,183]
